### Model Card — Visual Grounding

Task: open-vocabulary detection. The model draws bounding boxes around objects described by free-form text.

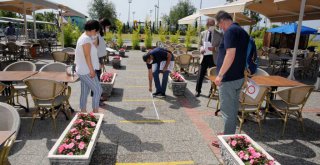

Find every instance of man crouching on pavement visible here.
[143,47,175,97]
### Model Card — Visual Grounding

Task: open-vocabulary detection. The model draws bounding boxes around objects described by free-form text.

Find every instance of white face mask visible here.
[208,26,215,31]
[148,60,153,64]
[91,34,98,40]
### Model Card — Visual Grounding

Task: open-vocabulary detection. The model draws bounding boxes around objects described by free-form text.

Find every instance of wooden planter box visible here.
[217,134,280,165]
[168,76,187,96]
[112,58,121,69]
[100,73,117,97]
[48,113,104,165]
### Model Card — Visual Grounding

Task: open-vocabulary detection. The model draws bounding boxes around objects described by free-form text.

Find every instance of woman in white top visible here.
[75,20,102,113]
[90,18,111,102]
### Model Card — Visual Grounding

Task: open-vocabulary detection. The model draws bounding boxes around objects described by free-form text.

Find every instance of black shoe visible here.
[195,92,200,97]
[152,92,161,97]
[159,93,166,98]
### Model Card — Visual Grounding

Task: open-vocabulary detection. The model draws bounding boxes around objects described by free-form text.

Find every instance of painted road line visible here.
[116,161,194,165]
[119,120,176,123]
[123,99,164,102]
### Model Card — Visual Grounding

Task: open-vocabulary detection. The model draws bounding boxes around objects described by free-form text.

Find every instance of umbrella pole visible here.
[315,66,320,90]
[32,5,37,40]
[60,9,64,48]
[23,3,28,41]
[288,0,306,80]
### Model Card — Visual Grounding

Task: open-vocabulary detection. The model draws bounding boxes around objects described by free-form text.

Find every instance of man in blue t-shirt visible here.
[214,11,249,136]
[143,47,174,97]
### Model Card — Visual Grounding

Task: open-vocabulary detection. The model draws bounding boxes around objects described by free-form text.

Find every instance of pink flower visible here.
[67,143,75,149]
[268,160,275,165]
[238,151,245,159]
[231,140,237,147]
[244,154,249,160]
[67,152,73,155]
[70,128,77,133]
[78,141,86,150]
[58,144,65,154]
[250,159,255,164]
[90,122,96,127]
[76,135,81,140]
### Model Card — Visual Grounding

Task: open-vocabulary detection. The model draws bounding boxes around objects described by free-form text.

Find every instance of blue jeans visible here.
[219,78,244,135]
[153,63,170,94]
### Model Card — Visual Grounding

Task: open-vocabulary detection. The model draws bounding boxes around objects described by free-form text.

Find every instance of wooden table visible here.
[30,72,79,83]
[0,71,38,82]
[207,75,304,87]
[251,76,304,87]
[0,131,15,147]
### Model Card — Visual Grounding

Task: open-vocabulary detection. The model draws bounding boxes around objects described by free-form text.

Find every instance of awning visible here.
[267,23,318,35]
[246,0,320,22]
[178,13,202,25]
[199,0,256,26]
[0,16,55,25]
[0,0,58,15]
[58,4,87,18]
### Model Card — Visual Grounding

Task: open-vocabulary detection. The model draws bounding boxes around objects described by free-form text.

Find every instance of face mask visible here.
[105,28,110,33]
[148,60,153,64]
[91,34,98,40]
[209,26,215,31]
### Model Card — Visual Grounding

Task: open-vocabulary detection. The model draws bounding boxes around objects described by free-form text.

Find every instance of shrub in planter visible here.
[218,134,279,165]
[144,24,152,49]
[132,26,141,50]
[111,56,121,69]
[100,72,117,97]
[48,112,104,165]
[168,71,187,96]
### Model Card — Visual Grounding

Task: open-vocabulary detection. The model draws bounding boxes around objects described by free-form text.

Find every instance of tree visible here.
[0,11,17,18]
[88,0,117,24]
[167,0,196,32]
[144,22,152,49]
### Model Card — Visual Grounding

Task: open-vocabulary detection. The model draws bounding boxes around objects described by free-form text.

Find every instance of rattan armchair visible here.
[251,68,270,77]
[24,79,71,134]
[6,42,20,61]
[238,85,270,134]
[176,54,192,74]
[267,85,314,136]
[207,67,219,109]
[0,82,15,104]
[39,62,67,72]
[51,51,69,64]
[0,103,20,165]
[4,61,36,110]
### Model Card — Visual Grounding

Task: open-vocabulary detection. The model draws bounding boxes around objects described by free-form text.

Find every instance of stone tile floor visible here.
[5,50,320,165]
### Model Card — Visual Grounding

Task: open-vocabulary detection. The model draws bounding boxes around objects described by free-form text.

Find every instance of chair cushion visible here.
[13,85,27,90]
[35,95,68,107]
[270,100,300,111]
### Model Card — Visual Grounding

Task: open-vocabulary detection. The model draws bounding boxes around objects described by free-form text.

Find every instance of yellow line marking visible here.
[116,161,194,165]
[123,99,164,102]
[120,120,176,123]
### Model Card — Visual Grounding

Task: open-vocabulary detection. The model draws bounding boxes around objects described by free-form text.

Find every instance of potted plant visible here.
[100,72,117,97]
[140,45,146,52]
[48,112,104,165]
[217,134,279,165]
[168,71,187,96]
[119,48,126,57]
[111,55,121,69]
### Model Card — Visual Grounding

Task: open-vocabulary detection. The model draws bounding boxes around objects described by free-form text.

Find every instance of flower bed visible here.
[218,134,279,165]
[48,112,104,165]
[168,72,187,96]
[100,72,117,97]
[112,56,121,69]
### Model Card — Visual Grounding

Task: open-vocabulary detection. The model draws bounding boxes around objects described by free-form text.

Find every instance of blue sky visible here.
[49,0,320,29]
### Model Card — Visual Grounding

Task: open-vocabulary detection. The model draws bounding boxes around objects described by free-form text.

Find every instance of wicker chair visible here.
[39,62,67,72]
[39,39,51,55]
[267,85,314,136]
[252,68,270,77]
[0,102,20,165]
[51,51,69,64]
[176,54,192,74]
[24,79,70,133]
[191,50,201,73]
[6,42,20,61]
[238,85,270,135]
[207,67,219,110]
[0,43,7,62]
[0,82,15,104]
[4,61,36,110]
[62,47,75,53]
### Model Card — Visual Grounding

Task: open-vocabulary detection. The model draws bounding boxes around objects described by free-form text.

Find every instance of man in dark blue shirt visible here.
[214,11,249,136]
[143,47,174,97]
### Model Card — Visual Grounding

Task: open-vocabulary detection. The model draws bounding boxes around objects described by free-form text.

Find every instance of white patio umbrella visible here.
[178,13,203,25]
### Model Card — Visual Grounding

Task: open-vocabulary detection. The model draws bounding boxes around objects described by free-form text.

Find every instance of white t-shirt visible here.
[97,35,107,58]
[75,33,100,75]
